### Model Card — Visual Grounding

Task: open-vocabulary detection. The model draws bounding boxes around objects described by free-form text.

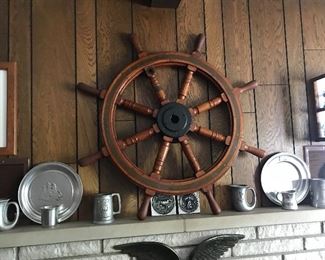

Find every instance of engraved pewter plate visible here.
[18,162,83,224]
[261,152,310,206]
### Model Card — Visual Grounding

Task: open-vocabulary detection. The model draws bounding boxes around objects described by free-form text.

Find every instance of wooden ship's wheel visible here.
[77,34,266,220]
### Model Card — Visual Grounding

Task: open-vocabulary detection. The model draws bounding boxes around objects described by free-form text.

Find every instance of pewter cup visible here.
[277,190,298,210]
[310,178,325,208]
[41,205,58,228]
[229,185,256,212]
[0,199,19,231]
[93,193,121,224]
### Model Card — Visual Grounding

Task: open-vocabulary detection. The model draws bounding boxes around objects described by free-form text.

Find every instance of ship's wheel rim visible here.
[100,52,242,194]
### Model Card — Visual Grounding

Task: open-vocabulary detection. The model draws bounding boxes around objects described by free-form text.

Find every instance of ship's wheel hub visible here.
[156,102,192,139]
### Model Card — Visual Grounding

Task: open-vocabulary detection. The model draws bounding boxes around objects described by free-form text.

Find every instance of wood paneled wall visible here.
[0,0,324,220]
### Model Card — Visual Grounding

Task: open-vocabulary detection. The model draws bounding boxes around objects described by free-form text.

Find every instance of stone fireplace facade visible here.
[1,219,325,260]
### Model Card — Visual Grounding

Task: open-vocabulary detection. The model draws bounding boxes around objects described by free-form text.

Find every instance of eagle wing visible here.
[190,234,245,260]
[113,241,179,260]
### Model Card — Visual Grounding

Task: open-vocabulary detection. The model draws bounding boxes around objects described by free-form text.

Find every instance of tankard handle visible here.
[112,193,121,215]
[5,201,20,229]
[247,187,257,209]
[275,192,283,202]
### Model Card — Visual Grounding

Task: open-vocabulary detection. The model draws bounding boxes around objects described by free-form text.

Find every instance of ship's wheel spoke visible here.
[178,65,197,101]
[116,97,154,117]
[130,33,167,104]
[144,67,167,103]
[191,93,228,115]
[192,124,265,158]
[118,126,158,150]
[179,136,204,177]
[177,34,205,102]
[191,125,226,143]
[239,141,266,158]
[150,136,172,178]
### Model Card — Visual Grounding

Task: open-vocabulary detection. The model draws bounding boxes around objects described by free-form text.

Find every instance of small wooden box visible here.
[141,0,181,8]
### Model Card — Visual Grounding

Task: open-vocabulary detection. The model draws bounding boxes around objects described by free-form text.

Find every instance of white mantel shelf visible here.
[1,206,325,248]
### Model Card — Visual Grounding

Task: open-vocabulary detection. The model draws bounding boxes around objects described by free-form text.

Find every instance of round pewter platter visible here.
[261,152,310,206]
[18,162,83,224]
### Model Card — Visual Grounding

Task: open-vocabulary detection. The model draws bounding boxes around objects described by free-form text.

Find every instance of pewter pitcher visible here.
[230,185,256,212]
[0,199,19,231]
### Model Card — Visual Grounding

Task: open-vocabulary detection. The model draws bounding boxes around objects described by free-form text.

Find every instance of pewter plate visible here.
[18,162,83,224]
[261,152,310,206]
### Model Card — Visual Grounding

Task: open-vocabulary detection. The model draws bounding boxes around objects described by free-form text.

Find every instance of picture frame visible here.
[311,74,325,141]
[303,145,325,179]
[0,62,17,155]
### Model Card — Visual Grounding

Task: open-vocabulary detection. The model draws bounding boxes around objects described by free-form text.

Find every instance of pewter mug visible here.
[93,193,121,224]
[0,199,19,231]
[229,185,256,212]
[277,190,298,210]
[310,178,325,208]
[41,205,59,228]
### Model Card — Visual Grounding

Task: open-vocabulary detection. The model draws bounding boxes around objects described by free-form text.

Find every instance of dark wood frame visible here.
[0,157,29,199]
[0,62,17,156]
[309,74,325,141]
[303,145,325,178]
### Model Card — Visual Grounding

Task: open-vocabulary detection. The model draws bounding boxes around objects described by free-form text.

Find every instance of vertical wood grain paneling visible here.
[256,84,293,154]
[250,0,287,85]
[133,2,181,184]
[204,0,224,73]
[97,0,138,217]
[9,0,32,159]
[232,114,260,205]
[284,0,310,158]
[204,0,231,210]
[301,0,325,50]
[32,1,76,164]
[177,0,211,213]
[223,0,254,113]
[251,0,294,156]
[0,0,8,61]
[223,0,259,206]
[76,0,98,220]
[305,52,325,80]
[3,0,325,218]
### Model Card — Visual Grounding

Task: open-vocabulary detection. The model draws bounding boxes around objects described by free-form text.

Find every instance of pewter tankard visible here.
[277,190,298,210]
[310,178,325,208]
[0,199,19,231]
[93,193,121,224]
[229,185,256,212]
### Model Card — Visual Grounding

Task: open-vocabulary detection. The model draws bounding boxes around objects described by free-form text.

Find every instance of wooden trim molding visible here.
[0,62,17,155]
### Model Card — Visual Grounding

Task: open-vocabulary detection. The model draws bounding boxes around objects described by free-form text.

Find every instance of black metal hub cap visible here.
[156,102,192,139]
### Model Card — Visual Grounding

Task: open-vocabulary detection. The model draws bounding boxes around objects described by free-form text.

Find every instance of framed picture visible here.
[0,62,17,155]
[304,145,325,178]
[313,76,325,110]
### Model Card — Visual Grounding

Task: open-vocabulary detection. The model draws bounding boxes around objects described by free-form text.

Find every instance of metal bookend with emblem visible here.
[151,193,176,216]
[177,192,200,214]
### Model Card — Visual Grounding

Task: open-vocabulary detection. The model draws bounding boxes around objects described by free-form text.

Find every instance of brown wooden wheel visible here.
[77,34,266,220]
